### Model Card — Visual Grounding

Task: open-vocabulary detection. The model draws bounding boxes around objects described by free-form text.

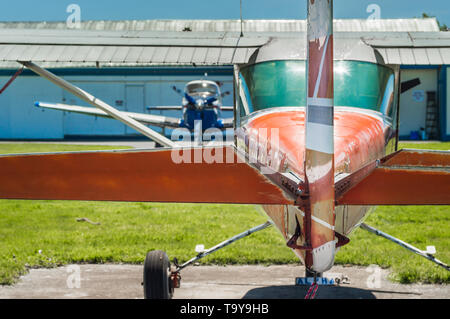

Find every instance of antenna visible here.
[240,0,244,37]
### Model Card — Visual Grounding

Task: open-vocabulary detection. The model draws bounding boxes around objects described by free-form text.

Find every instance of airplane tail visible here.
[304,0,336,273]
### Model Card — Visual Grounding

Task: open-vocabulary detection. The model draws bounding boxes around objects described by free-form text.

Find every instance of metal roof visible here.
[360,32,450,65]
[0,18,440,32]
[376,47,450,65]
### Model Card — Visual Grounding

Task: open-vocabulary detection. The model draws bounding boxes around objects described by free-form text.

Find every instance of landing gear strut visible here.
[360,223,450,271]
[143,221,273,299]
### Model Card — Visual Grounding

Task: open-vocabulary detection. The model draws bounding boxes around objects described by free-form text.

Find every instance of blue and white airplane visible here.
[34,79,234,134]
[148,79,233,131]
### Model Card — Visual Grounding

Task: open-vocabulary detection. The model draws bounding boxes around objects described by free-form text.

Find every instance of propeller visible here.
[401,78,421,94]
[172,86,183,96]
[221,91,231,98]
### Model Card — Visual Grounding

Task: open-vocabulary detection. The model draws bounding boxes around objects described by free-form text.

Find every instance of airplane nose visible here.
[242,109,306,178]
[196,100,204,109]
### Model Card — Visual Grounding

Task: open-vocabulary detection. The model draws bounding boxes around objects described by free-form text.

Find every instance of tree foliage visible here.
[422,13,448,31]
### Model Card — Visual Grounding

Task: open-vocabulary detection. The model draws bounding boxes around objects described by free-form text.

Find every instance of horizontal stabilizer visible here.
[221,117,234,128]
[147,106,183,111]
[0,146,295,205]
[336,149,450,205]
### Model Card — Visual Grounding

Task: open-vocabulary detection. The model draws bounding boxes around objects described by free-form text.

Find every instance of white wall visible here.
[399,69,437,137]
[0,76,64,139]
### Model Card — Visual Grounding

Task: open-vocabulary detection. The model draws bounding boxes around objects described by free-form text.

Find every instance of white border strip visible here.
[311,215,335,231]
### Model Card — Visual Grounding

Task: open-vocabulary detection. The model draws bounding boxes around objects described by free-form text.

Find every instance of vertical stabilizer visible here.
[304,0,336,273]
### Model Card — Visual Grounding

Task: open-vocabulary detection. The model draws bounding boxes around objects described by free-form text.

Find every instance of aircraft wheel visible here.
[143,250,173,299]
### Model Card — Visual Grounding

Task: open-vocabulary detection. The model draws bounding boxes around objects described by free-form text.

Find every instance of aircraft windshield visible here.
[239,60,395,117]
[186,82,218,96]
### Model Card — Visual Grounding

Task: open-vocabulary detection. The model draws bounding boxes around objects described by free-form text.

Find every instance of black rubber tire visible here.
[143,250,173,299]
[305,268,322,278]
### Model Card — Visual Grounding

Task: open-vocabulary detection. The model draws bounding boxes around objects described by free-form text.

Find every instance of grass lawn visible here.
[0,143,132,155]
[399,141,450,151]
[0,142,448,285]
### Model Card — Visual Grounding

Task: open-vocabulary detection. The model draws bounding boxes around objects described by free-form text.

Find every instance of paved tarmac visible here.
[0,264,448,299]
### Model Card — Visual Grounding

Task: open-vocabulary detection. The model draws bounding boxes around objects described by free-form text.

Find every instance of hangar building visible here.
[0,18,449,140]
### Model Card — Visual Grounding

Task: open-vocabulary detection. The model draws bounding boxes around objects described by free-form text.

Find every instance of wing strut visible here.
[0,66,24,95]
[19,61,176,148]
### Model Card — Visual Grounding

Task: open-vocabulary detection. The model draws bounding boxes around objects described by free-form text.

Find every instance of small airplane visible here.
[34,77,234,138]
[149,78,233,131]
[0,0,448,300]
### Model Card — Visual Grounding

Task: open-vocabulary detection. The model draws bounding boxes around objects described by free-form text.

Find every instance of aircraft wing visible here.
[36,102,181,128]
[336,149,450,205]
[0,29,449,67]
[0,29,268,66]
[0,146,296,205]
[147,106,234,111]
